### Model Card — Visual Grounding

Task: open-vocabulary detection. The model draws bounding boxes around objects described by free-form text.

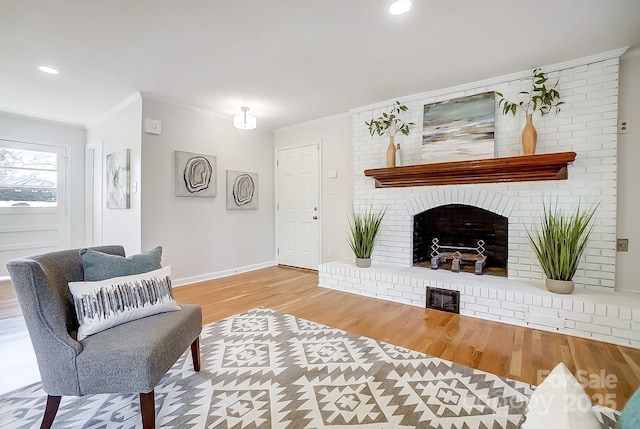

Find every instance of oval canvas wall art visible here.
[175,150,217,197]
[226,170,258,210]
[422,92,495,164]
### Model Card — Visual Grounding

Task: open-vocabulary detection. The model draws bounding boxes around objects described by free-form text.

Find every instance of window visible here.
[0,147,58,207]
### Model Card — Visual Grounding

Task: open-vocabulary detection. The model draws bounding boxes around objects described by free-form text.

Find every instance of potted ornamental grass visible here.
[527,201,598,294]
[347,208,386,268]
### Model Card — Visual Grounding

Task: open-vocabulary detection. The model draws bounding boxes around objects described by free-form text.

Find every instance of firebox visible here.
[413,204,508,276]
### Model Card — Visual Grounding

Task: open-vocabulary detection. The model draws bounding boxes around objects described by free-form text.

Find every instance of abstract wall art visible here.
[175,150,217,197]
[106,149,130,209]
[421,92,496,163]
[226,170,258,210]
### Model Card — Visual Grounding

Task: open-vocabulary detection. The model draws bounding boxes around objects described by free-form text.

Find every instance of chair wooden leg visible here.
[140,390,155,429]
[40,395,61,429]
[191,337,201,372]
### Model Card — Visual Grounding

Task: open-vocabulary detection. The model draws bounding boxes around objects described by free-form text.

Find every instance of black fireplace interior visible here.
[413,204,508,276]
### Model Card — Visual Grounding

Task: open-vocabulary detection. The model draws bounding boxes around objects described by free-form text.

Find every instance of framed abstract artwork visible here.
[175,150,217,197]
[422,92,496,164]
[226,170,258,210]
[106,149,130,209]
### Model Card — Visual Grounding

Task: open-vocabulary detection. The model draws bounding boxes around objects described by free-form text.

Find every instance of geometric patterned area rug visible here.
[0,307,620,428]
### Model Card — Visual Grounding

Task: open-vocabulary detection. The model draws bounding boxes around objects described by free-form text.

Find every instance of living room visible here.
[1,1,640,428]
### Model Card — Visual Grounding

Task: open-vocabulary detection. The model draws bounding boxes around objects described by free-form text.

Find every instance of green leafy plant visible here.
[496,68,564,117]
[365,101,415,137]
[347,208,386,258]
[527,201,598,281]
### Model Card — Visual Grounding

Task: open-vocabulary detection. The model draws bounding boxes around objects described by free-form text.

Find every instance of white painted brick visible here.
[530,307,560,318]
[476,297,501,308]
[612,328,640,342]
[619,307,632,320]
[559,310,592,323]
[575,322,611,336]
[584,302,595,315]
[466,303,490,314]
[490,307,515,318]
[525,313,565,328]
[592,316,631,330]
[502,302,528,312]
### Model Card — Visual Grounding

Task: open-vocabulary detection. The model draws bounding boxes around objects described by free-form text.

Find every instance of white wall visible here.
[350,52,620,290]
[274,113,353,263]
[141,97,275,282]
[616,52,640,292]
[86,93,143,255]
[0,112,86,247]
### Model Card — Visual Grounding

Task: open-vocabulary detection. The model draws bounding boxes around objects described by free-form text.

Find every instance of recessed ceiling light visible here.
[389,0,412,15]
[38,66,59,75]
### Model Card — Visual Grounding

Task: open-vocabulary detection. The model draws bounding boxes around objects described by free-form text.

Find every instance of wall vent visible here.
[425,287,460,314]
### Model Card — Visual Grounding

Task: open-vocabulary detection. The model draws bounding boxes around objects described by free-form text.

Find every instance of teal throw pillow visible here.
[617,387,640,429]
[80,246,162,281]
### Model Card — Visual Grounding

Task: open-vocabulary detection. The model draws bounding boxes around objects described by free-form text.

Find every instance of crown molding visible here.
[622,47,640,59]
[85,92,142,129]
[140,92,230,121]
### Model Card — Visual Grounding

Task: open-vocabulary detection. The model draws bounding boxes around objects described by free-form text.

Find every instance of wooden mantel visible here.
[364,152,577,188]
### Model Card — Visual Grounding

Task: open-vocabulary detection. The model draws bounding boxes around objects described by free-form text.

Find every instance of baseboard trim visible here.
[172,260,278,287]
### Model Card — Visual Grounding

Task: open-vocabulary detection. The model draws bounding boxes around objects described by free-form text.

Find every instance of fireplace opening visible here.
[413,204,508,276]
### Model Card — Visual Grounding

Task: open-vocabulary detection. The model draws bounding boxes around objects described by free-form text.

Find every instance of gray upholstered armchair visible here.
[6,245,202,429]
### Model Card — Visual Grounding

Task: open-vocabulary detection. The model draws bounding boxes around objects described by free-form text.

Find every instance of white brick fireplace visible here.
[319,48,640,348]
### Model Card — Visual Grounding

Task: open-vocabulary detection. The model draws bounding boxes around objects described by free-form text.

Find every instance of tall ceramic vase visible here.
[386,135,396,167]
[521,114,537,156]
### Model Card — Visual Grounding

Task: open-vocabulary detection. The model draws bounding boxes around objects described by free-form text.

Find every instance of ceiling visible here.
[1,1,639,131]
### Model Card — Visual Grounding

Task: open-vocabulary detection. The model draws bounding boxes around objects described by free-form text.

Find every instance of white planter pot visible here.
[545,278,574,294]
[355,258,371,268]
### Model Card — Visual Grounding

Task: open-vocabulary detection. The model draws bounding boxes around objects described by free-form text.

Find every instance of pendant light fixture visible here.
[233,106,257,130]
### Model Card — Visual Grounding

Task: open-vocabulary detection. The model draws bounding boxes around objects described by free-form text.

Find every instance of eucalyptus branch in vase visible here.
[496,68,564,156]
[365,101,414,167]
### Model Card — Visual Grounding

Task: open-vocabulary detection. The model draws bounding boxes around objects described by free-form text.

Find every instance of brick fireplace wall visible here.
[351,51,621,290]
[317,50,639,347]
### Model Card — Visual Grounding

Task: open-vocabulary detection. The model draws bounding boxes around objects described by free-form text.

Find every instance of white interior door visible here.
[276,144,320,270]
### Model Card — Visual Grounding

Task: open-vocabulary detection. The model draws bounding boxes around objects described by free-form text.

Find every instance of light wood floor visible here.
[2,266,640,411]
[172,266,640,411]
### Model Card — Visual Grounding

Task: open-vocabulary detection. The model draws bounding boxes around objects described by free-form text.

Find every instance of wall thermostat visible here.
[145,118,162,135]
